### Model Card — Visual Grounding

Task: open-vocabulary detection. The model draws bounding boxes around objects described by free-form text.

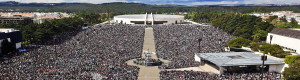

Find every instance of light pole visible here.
[261,52,267,80]
[269,35,273,44]
[53,37,58,77]
[198,38,202,53]
[104,9,112,24]
[261,35,272,80]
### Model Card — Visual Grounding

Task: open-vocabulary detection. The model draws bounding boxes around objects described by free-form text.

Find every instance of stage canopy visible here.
[196,52,284,67]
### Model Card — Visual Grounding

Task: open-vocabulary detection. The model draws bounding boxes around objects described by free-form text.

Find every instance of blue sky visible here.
[1,0,300,5]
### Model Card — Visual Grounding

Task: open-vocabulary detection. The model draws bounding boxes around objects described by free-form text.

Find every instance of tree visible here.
[20,18,33,26]
[251,30,268,41]
[290,18,299,27]
[274,22,289,28]
[211,13,274,40]
[77,13,102,25]
[285,55,300,64]
[226,37,251,48]
[267,15,278,22]
[283,60,300,80]
[250,42,260,51]
[280,16,288,22]
[259,44,290,58]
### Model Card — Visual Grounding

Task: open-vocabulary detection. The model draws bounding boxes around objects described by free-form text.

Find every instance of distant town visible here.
[252,11,300,24]
[0,12,70,24]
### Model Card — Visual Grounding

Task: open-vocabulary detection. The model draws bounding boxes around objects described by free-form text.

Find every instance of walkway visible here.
[137,28,160,80]
[163,64,220,74]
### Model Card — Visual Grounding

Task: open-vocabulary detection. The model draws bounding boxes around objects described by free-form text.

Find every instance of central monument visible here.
[133,51,162,66]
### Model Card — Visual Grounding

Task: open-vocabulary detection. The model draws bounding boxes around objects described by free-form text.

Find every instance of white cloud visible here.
[18,0,65,3]
[243,0,300,4]
[149,0,160,1]
[66,0,127,4]
[131,0,141,3]
[1,0,300,5]
[0,0,127,3]
[192,1,239,5]
[148,0,189,2]
[178,0,190,1]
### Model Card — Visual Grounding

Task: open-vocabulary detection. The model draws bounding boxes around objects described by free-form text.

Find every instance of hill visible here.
[1,1,300,13]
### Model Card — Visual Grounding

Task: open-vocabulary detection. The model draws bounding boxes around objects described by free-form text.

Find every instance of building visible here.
[0,17,33,24]
[0,12,70,24]
[195,52,285,74]
[270,11,293,18]
[33,16,56,24]
[114,13,184,25]
[0,28,22,54]
[266,28,300,54]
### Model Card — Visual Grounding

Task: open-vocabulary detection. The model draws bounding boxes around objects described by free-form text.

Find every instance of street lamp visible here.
[270,35,273,44]
[198,38,202,53]
[261,35,272,80]
[261,53,267,80]
[104,9,112,24]
[53,37,58,77]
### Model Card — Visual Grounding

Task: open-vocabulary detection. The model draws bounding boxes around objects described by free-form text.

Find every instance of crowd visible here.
[0,24,145,79]
[153,24,234,69]
[0,23,283,80]
[160,70,282,80]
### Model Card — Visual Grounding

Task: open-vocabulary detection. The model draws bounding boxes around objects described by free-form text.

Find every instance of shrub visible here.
[226,37,251,48]
[250,42,260,51]
[283,60,300,80]
[258,43,290,58]
[285,55,300,64]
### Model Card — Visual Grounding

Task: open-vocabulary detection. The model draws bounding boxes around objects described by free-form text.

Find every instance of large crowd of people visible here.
[153,24,234,69]
[155,24,282,80]
[0,23,283,80]
[0,24,145,79]
[160,70,282,80]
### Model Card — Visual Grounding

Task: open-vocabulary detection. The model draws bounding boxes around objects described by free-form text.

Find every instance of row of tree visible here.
[0,13,104,44]
[192,12,274,40]
[74,13,107,25]
[267,15,300,28]
[0,17,84,43]
[192,12,300,40]
[212,13,274,40]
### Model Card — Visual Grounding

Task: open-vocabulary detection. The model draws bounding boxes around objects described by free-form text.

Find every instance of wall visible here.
[114,18,141,24]
[194,54,201,62]
[0,40,2,54]
[154,17,184,25]
[266,33,300,54]
[0,28,15,33]
[113,15,184,25]
[269,64,285,73]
